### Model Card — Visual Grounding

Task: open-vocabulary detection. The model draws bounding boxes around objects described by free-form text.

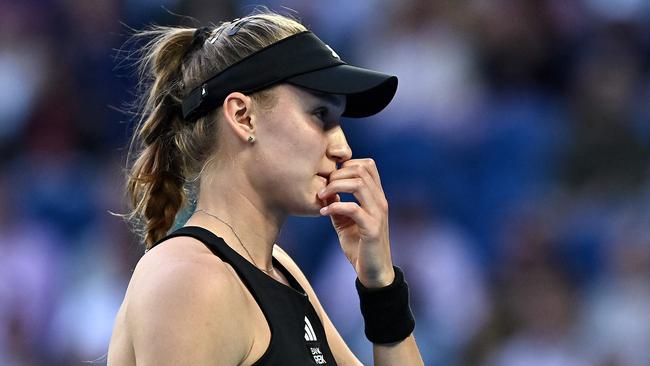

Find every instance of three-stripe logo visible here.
[304,316,317,342]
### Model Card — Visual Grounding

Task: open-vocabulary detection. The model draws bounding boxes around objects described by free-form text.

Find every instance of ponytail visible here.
[126,27,194,249]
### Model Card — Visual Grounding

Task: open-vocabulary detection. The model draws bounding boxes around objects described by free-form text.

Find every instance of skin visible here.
[107,84,424,365]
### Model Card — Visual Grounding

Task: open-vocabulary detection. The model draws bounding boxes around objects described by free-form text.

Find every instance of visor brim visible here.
[286,64,398,118]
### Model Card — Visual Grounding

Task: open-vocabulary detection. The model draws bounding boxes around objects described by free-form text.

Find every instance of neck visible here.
[186,168,286,271]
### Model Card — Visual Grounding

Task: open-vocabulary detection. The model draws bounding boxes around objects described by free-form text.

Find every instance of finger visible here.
[320,192,340,208]
[320,201,375,229]
[318,177,381,215]
[329,164,379,192]
[342,158,383,194]
[326,165,388,214]
[328,164,383,205]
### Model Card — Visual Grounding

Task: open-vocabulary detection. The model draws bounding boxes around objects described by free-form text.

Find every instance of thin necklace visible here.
[193,209,274,274]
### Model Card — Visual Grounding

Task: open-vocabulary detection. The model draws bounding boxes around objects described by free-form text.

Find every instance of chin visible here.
[290,192,326,217]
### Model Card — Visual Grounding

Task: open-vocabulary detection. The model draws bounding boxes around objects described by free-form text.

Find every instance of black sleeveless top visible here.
[151,226,338,366]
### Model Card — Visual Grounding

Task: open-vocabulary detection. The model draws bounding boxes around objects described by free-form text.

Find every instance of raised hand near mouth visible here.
[318,158,395,289]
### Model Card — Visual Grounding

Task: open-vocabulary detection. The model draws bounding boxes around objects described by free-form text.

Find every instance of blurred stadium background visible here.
[1,0,649,365]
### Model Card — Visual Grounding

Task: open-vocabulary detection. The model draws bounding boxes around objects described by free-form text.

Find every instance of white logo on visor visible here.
[325,45,340,60]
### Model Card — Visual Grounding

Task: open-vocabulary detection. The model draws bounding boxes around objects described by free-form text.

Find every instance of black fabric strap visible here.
[355,266,416,344]
[181,31,345,121]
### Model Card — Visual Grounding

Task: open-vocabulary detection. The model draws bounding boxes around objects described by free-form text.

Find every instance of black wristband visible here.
[355,266,415,344]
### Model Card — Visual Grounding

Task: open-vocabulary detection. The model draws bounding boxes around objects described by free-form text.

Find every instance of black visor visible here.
[181,31,398,121]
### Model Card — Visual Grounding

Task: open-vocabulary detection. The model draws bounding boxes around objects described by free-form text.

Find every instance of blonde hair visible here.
[123,11,307,249]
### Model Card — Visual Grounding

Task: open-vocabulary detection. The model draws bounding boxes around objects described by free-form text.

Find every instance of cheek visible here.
[252,108,327,206]
[258,134,326,207]
[266,117,325,167]
[271,138,324,184]
[255,120,326,172]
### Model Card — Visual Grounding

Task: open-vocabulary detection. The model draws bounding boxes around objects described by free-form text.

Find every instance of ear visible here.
[221,92,256,143]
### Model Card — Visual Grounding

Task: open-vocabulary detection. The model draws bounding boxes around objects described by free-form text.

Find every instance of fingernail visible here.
[320,207,328,215]
[318,189,326,198]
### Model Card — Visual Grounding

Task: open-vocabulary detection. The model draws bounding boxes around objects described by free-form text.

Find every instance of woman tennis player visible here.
[107,11,423,365]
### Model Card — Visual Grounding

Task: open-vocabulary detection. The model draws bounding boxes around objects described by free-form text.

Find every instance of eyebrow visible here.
[306,90,345,110]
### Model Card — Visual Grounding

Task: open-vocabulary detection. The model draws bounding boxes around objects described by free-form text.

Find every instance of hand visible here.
[318,158,395,288]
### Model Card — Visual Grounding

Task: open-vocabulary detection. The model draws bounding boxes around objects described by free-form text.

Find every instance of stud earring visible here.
[247,135,255,143]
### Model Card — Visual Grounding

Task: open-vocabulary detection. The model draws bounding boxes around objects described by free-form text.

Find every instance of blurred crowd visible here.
[0,0,648,365]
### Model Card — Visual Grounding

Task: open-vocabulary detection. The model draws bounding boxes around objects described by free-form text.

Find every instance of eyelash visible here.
[313,107,328,121]
[314,107,328,120]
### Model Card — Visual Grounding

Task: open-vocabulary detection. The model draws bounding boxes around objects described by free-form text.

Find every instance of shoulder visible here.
[129,235,245,308]
[124,235,253,365]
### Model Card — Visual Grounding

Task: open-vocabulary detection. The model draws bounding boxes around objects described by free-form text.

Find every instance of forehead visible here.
[278,84,345,110]
[306,90,345,109]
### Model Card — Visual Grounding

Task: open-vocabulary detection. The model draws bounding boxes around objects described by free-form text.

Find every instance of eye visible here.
[313,107,329,121]
[311,107,333,129]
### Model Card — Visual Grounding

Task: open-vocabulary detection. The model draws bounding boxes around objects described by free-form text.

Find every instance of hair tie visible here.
[187,26,212,54]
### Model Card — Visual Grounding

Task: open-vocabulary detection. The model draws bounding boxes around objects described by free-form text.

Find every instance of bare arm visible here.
[126,253,253,366]
[372,335,423,366]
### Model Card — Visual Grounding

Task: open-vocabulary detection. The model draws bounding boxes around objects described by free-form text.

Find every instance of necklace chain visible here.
[193,209,274,274]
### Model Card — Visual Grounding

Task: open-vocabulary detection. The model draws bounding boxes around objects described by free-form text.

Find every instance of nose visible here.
[326,126,352,163]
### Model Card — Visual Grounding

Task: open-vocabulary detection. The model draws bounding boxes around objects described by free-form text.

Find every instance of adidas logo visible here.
[325,45,340,60]
[304,316,327,364]
[304,316,317,342]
